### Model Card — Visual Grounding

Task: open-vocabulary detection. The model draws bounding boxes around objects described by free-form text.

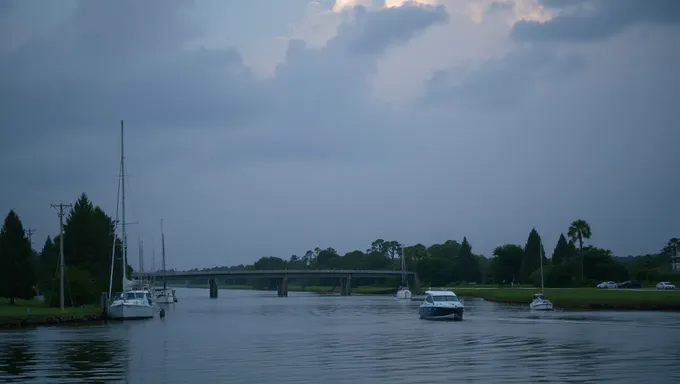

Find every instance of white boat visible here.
[396,286,412,299]
[107,120,155,320]
[109,290,155,319]
[154,288,177,304]
[395,245,412,299]
[529,235,553,311]
[418,289,464,320]
[530,293,554,311]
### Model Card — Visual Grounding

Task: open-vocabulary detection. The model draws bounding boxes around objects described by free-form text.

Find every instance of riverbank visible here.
[449,288,680,311]
[0,299,102,329]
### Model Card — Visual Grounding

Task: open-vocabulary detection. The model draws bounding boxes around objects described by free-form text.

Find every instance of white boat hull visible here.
[396,289,412,299]
[108,302,155,319]
[530,301,554,311]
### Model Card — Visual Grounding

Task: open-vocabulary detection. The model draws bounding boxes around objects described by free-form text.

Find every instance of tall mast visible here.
[121,120,127,290]
[151,238,156,287]
[539,235,544,293]
[401,245,406,285]
[161,219,167,291]
[138,238,144,285]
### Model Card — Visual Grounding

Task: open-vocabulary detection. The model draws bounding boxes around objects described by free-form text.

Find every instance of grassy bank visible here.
[447,288,680,310]
[0,298,102,328]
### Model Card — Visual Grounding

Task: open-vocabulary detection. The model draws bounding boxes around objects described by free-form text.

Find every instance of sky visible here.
[0,0,678,271]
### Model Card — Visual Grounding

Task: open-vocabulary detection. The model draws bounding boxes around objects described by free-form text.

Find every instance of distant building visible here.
[672,249,680,271]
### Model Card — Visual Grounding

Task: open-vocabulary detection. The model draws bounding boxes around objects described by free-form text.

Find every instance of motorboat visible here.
[418,289,464,320]
[108,289,155,319]
[396,285,412,300]
[154,287,178,304]
[529,293,553,311]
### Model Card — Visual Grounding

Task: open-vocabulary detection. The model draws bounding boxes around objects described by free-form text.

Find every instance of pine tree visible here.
[0,210,36,304]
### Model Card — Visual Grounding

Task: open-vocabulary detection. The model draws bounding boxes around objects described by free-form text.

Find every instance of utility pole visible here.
[25,228,36,248]
[51,203,72,311]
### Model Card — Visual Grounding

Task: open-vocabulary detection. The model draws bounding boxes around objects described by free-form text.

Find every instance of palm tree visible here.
[568,219,592,281]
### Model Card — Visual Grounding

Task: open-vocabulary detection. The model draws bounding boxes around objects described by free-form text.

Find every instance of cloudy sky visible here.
[0,0,678,270]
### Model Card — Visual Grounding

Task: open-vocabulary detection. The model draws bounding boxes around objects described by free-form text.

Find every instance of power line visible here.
[51,202,72,311]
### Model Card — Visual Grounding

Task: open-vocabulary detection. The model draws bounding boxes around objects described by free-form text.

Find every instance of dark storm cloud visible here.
[0,1,450,268]
[421,47,585,110]
[512,0,680,42]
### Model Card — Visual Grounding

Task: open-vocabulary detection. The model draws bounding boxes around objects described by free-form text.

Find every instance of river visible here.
[1,288,679,383]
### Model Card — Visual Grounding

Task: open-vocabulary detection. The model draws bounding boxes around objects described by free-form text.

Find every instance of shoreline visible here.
[450,287,680,311]
[0,312,104,329]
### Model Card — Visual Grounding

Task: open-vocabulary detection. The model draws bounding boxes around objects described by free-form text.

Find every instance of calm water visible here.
[1,288,680,383]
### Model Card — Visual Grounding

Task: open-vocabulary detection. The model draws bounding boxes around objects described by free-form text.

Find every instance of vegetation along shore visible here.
[0,191,678,329]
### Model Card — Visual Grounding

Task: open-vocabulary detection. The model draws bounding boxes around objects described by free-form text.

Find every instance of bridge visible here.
[131,269,418,298]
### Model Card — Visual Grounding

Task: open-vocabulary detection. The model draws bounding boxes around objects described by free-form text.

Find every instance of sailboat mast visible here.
[539,235,544,292]
[138,238,144,285]
[401,245,405,285]
[121,120,127,290]
[161,219,167,291]
[151,238,156,287]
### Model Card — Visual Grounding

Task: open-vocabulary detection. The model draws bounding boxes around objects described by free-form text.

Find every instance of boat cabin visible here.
[424,290,460,303]
[533,293,545,300]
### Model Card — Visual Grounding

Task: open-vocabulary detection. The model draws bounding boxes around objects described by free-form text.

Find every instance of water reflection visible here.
[0,341,36,382]
[0,289,679,383]
[57,338,125,380]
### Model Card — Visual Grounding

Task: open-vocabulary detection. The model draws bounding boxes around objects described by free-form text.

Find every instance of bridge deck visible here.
[131,269,415,279]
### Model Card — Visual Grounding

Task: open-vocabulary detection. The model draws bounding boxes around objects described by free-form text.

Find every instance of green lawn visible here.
[0,298,101,318]
[446,287,680,309]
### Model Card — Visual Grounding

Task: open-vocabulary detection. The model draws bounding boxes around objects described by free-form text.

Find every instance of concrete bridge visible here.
[131,269,418,298]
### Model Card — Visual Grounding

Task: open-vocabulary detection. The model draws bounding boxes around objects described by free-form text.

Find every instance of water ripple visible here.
[1,289,679,383]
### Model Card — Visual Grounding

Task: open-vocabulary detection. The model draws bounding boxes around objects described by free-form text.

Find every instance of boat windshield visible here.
[123,292,146,300]
[432,295,459,302]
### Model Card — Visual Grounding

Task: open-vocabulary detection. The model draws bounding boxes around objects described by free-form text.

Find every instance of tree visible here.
[521,228,547,282]
[61,193,130,296]
[489,244,524,284]
[551,233,571,266]
[37,236,57,294]
[568,219,592,281]
[0,210,36,304]
[457,237,479,283]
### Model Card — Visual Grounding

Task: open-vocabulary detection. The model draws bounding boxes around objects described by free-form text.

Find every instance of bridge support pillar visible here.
[341,276,351,296]
[277,276,288,297]
[209,277,218,298]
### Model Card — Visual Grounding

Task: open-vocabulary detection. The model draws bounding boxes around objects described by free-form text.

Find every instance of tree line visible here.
[0,193,130,306]
[1,192,678,305]
[190,223,680,289]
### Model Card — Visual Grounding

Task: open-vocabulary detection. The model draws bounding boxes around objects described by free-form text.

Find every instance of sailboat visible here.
[108,120,155,320]
[529,235,553,311]
[396,245,412,299]
[153,220,177,304]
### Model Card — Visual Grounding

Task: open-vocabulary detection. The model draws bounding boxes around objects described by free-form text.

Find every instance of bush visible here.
[45,266,97,307]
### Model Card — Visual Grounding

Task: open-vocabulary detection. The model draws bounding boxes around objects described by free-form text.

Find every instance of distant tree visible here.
[457,237,479,283]
[568,219,592,280]
[521,228,547,282]
[0,210,36,304]
[490,244,524,284]
[551,233,571,266]
[37,236,57,294]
